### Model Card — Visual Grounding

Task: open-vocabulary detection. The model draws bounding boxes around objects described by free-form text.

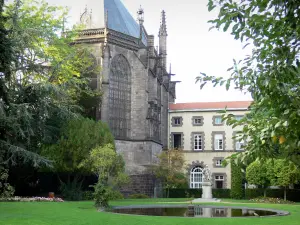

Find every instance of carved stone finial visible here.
[80,5,92,29]
[159,10,167,36]
[137,5,144,25]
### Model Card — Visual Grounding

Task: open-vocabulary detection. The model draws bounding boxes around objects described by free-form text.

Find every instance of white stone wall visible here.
[169,109,248,188]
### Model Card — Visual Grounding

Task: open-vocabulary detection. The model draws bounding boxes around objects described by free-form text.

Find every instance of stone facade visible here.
[72,0,177,196]
[168,101,251,190]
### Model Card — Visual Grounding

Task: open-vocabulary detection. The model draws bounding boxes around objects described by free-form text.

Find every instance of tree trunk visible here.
[263,189,267,198]
[284,187,287,201]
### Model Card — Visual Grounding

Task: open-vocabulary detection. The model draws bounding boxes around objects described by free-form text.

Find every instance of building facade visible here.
[168,101,251,189]
[71,0,177,196]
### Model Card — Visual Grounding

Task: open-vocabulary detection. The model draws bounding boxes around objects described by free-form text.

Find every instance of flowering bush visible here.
[249,197,293,204]
[0,196,64,202]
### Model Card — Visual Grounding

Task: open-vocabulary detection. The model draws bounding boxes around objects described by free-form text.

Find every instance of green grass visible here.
[0,198,299,225]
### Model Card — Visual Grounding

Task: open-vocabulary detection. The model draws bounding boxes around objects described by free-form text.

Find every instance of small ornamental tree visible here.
[246,160,269,197]
[231,160,243,199]
[154,149,186,198]
[80,144,129,209]
[266,159,300,201]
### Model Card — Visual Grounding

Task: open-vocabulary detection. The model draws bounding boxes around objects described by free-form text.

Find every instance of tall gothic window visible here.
[109,54,131,139]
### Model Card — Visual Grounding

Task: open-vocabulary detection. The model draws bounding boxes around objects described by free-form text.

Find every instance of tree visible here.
[230,160,243,199]
[42,118,114,200]
[0,0,98,168]
[81,144,129,208]
[246,160,269,197]
[266,159,299,201]
[42,117,114,174]
[154,149,186,198]
[197,0,300,164]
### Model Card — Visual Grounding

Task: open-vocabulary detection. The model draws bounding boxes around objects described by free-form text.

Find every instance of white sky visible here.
[31,0,254,103]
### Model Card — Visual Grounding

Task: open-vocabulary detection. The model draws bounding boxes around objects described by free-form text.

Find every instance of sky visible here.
[38,0,253,103]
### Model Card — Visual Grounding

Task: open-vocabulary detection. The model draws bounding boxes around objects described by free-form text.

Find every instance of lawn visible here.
[0,198,299,225]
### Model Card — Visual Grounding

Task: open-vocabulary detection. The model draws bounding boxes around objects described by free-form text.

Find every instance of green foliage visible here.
[246,160,269,196]
[91,181,109,209]
[246,159,299,200]
[0,0,100,168]
[154,149,186,197]
[42,118,114,173]
[0,168,15,198]
[59,177,83,201]
[128,194,149,199]
[266,159,299,200]
[197,0,300,164]
[266,159,299,188]
[230,161,243,199]
[168,188,231,199]
[82,191,94,201]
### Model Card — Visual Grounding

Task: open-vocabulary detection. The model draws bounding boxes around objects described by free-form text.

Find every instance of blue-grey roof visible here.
[104,0,147,45]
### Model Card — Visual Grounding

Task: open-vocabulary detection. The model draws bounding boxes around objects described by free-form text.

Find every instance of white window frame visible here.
[174,117,181,125]
[214,134,224,150]
[194,134,202,151]
[190,167,203,189]
[216,159,222,167]
[214,116,222,125]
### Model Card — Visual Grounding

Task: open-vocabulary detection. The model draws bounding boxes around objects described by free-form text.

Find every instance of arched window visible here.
[190,167,203,189]
[109,54,131,139]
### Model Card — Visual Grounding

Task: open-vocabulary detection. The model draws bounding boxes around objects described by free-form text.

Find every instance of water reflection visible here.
[112,206,278,217]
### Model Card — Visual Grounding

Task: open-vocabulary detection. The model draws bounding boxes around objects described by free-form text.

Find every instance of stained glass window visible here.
[109,54,131,139]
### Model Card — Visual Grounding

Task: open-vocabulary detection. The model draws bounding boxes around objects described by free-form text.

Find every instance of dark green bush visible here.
[82,191,94,200]
[245,188,300,202]
[128,193,149,199]
[168,188,231,198]
[107,190,124,200]
[59,179,83,201]
[230,161,243,199]
[213,189,231,198]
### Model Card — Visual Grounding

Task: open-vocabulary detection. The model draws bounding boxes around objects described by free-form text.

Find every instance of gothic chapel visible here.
[73,0,177,195]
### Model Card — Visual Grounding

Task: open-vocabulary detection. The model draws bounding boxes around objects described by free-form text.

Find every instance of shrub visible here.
[0,168,15,198]
[107,189,124,200]
[59,179,83,201]
[128,193,149,199]
[213,189,231,198]
[168,188,231,198]
[230,161,243,199]
[82,191,94,200]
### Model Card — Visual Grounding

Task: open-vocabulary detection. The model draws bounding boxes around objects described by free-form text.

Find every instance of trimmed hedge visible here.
[245,188,300,202]
[169,188,300,202]
[168,188,231,198]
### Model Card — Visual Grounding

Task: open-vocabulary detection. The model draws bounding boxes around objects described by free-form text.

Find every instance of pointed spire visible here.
[159,10,167,36]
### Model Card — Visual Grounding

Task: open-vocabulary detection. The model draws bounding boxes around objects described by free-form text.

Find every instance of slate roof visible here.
[104,0,147,45]
[169,101,252,111]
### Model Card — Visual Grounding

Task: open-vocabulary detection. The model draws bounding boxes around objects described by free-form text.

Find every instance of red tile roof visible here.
[169,101,252,111]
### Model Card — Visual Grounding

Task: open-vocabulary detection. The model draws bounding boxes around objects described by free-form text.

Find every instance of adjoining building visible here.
[168,101,252,189]
[70,0,178,196]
